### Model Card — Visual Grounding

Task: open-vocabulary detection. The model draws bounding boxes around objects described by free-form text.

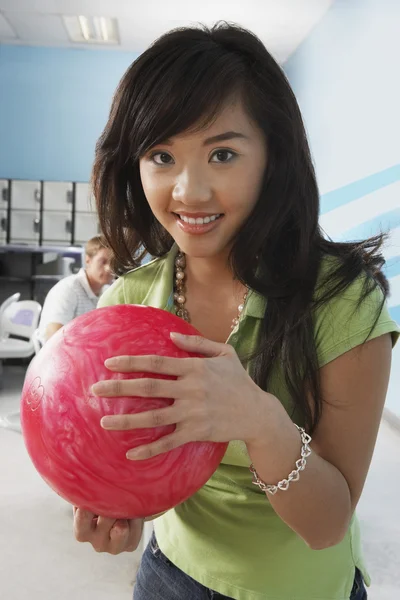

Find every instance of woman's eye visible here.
[210,150,236,163]
[151,152,174,165]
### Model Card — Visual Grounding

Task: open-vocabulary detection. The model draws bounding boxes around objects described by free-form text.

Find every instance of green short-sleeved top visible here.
[98,245,399,600]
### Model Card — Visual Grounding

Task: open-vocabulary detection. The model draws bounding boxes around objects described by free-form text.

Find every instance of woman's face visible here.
[139,99,267,260]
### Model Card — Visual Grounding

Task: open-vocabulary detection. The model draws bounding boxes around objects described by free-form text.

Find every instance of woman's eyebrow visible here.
[159,131,249,147]
[202,131,249,145]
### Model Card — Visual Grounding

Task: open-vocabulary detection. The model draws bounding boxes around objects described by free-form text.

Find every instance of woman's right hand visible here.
[73,507,143,555]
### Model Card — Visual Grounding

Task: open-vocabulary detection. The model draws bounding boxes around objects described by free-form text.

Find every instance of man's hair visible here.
[85,235,109,258]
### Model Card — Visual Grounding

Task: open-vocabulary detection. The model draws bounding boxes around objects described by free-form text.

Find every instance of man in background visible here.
[38,235,113,343]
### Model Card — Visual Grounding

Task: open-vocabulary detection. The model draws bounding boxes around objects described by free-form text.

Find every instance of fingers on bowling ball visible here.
[21,305,228,519]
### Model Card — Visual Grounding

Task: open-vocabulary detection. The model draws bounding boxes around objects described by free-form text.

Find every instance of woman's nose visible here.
[172,168,212,205]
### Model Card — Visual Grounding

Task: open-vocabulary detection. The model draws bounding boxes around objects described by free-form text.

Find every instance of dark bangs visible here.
[128,33,250,159]
[93,24,279,270]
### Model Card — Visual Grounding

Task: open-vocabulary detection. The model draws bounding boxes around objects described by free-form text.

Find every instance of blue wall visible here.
[0,45,138,182]
[0,7,398,412]
[284,0,400,415]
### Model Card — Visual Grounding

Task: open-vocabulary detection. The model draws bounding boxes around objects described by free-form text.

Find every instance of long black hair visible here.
[93,23,388,433]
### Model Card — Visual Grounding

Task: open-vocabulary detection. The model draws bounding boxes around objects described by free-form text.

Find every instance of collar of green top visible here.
[140,244,266,320]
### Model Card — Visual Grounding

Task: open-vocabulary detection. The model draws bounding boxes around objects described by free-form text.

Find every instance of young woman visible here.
[73,23,399,600]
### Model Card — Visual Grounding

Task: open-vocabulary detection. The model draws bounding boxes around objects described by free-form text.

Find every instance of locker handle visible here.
[1,217,7,231]
[33,218,40,233]
[1,188,8,201]
[66,220,72,233]
[34,189,41,202]
[66,190,73,204]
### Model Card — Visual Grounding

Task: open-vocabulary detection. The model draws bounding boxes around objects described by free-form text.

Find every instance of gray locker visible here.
[75,182,96,213]
[43,181,73,211]
[0,209,7,244]
[74,212,100,243]
[42,211,73,245]
[10,210,40,243]
[11,180,41,210]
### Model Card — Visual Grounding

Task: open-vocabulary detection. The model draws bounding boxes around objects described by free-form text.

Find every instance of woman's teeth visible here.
[178,214,222,225]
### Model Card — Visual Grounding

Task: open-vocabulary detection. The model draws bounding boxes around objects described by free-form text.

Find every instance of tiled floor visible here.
[1,364,399,599]
[0,366,140,600]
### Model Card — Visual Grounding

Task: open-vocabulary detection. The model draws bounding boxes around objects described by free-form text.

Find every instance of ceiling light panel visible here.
[63,15,119,45]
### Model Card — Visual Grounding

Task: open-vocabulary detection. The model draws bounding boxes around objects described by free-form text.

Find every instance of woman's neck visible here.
[184,253,234,289]
[179,252,247,342]
[183,252,247,306]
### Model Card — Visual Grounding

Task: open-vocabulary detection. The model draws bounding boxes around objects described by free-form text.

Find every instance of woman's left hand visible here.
[92,332,273,460]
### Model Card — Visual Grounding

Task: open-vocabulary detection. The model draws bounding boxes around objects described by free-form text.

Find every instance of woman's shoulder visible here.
[313,254,399,367]
[98,255,167,308]
[315,253,387,306]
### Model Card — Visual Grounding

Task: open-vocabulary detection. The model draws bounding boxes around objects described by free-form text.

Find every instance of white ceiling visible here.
[0,0,334,63]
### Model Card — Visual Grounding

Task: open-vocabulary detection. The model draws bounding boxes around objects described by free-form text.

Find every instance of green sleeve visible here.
[314,276,399,368]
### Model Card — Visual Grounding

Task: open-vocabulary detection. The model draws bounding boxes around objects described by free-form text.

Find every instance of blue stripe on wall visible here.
[320,164,400,215]
[385,257,400,280]
[389,305,400,325]
[337,208,400,241]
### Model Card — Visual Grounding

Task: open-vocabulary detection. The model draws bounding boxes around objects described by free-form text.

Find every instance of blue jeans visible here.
[133,533,367,600]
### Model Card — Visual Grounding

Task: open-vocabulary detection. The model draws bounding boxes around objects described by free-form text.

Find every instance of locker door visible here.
[42,211,73,245]
[10,210,40,243]
[0,179,9,208]
[0,209,7,244]
[75,182,96,213]
[43,182,73,211]
[11,180,41,210]
[74,212,100,243]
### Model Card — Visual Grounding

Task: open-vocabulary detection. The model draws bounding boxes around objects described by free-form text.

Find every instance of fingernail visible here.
[104,357,118,368]
[170,332,185,340]
[101,416,117,428]
[126,448,141,460]
[91,382,104,395]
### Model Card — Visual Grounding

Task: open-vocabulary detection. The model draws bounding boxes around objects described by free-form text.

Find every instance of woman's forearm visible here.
[246,393,352,550]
